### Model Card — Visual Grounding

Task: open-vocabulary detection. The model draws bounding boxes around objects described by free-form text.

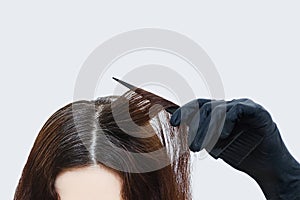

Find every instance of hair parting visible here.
[14,89,191,200]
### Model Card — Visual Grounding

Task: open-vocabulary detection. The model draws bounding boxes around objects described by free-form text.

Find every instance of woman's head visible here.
[14,90,191,200]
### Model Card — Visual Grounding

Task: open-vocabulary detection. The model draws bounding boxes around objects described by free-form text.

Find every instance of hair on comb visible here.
[112,77,180,114]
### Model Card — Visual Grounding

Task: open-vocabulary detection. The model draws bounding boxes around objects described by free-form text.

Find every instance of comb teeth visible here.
[112,77,180,114]
[210,130,264,167]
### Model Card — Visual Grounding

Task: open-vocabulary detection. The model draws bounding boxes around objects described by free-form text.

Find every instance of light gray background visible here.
[1,1,300,199]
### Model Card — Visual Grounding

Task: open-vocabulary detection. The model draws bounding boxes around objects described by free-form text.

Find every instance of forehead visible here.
[55,165,122,200]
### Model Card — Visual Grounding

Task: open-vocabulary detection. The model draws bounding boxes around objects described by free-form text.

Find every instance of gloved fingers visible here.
[203,103,235,141]
[170,98,211,127]
[219,116,236,139]
[218,99,253,139]
[170,98,268,151]
[187,100,226,152]
[187,99,258,151]
[196,99,259,149]
[222,98,265,137]
[187,110,206,151]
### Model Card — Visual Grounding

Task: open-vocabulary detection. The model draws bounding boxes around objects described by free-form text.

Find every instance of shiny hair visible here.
[14,90,191,200]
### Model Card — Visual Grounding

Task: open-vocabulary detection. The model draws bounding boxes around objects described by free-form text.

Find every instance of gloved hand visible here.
[170,98,300,199]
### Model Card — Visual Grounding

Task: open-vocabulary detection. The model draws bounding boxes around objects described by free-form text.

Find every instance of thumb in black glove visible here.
[170,98,300,199]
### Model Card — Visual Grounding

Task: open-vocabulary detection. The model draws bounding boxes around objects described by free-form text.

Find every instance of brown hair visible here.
[14,90,191,200]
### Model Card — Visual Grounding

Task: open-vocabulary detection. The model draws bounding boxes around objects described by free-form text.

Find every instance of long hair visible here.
[14,90,191,200]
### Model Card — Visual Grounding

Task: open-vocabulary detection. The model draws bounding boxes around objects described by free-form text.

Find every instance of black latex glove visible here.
[170,98,300,199]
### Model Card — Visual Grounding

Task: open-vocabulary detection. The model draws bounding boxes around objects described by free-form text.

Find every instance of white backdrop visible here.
[1,1,300,199]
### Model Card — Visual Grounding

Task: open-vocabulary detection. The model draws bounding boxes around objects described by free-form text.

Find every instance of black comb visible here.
[209,125,265,167]
[112,77,179,114]
[113,77,265,167]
